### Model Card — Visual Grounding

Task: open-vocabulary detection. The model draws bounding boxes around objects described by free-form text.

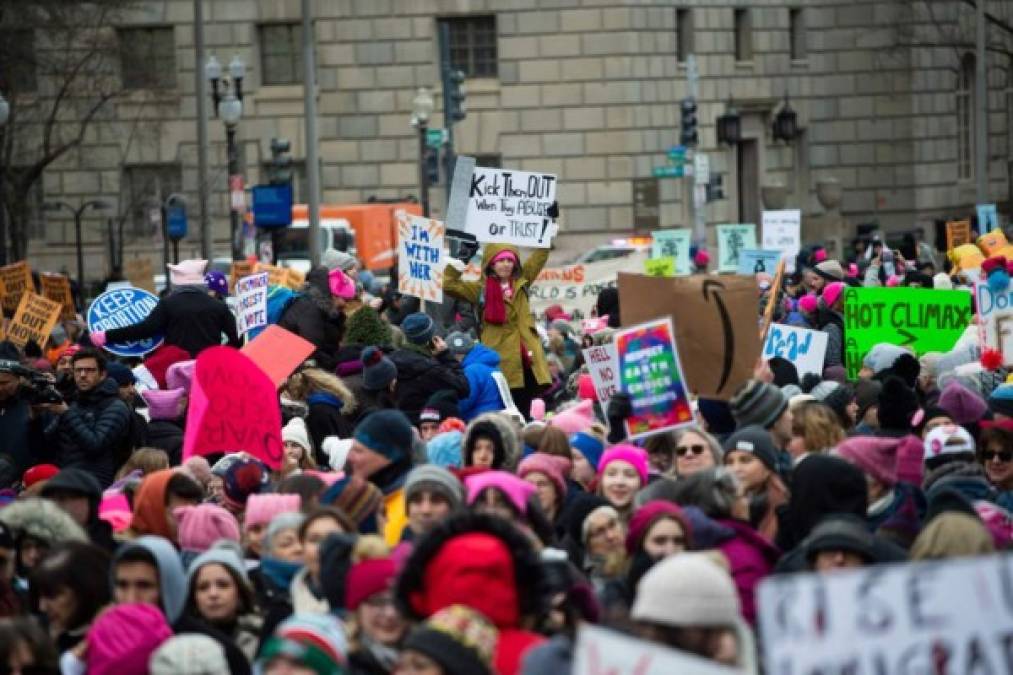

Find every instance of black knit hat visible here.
[854,379,883,422]
[803,514,879,563]
[729,379,788,430]
[361,346,397,392]
[722,425,779,473]
[876,376,919,432]
[402,605,498,675]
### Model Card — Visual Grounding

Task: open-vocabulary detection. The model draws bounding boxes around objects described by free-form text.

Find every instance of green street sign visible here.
[668,146,687,161]
[652,165,684,178]
[426,128,447,149]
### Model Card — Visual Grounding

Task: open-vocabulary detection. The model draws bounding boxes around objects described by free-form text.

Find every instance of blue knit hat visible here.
[401,313,435,345]
[354,410,413,462]
[361,346,397,392]
[569,432,604,467]
[105,362,135,386]
[427,431,463,468]
[989,383,1013,418]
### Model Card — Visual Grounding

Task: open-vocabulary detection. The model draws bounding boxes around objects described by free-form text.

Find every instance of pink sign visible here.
[182,346,284,470]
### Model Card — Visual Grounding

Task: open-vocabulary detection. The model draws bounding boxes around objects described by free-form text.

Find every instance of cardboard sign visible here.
[582,343,620,405]
[761,210,801,273]
[758,555,1013,675]
[87,287,164,357]
[975,280,1013,365]
[737,249,782,276]
[285,267,305,289]
[762,324,828,377]
[716,224,757,273]
[235,272,269,337]
[843,286,971,379]
[644,257,675,277]
[463,165,558,248]
[256,263,289,288]
[977,203,999,231]
[946,219,971,251]
[397,212,444,302]
[529,252,648,320]
[619,273,760,400]
[241,324,316,388]
[0,261,33,315]
[7,292,62,349]
[123,258,156,294]
[651,228,691,275]
[616,317,693,439]
[39,273,75,321]
[573,624,740,675]
[759,259,787,341]
[183,346,284,470]
[230,260,255,292]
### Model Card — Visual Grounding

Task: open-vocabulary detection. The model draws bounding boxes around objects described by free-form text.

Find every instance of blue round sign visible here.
[87,287,165,357]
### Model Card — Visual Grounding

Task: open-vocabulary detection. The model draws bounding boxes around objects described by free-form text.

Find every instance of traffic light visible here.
[425,147,440,185]
[268,137,293,185]
[447,69,466,123]
[680,98,698,147]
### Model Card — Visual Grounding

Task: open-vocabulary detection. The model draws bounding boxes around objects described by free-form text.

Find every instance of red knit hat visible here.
[577,374,597,401]
[142,344,190,390]
[625,500,693,554]
[22,464,60,489]
[345,557,397,611]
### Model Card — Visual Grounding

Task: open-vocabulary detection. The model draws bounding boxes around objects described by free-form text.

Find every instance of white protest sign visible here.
[573,624,742,675]
[235,272,269,336]
[464,166,557,248]
[758,554,1013,675]
[761,323,828,377]
[716,224,757,273]
[582,343,619,405]
[761,209,801,273]
[397,211,444,303]
[975,281,1013,365]
[651,228,692,275]
[529,251,648,319]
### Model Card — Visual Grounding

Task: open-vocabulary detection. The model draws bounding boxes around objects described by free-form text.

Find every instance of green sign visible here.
[668,146,687,161]
[652,165,684,178]
[644,257,676,277]
[426,128,447,149]
[843,287,972,379]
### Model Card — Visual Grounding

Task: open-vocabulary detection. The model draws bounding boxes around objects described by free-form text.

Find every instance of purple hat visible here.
[834,435,901,487]
[205,270,228,296]
[141,387,186,421]
[937,380,988,426]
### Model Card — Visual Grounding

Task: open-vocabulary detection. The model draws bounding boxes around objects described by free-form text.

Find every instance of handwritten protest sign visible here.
[737,249,782,275]
[651,228,691,275]
[87,287,164,357]
[643,257,675,277]
[463,165,557,248]
[977,203,999,231]
[615,317,693,439]
[619,273,760,400]
[7,293,62,349]
[230,260,255,292]
[123,258,155,293]
[235,272,269,337]
[946,219,971,251]
[975,280,1013,365]
[762,324,828,377]
[582,343,619,405]
[761,210,801,273]
[843,286,971,379]
[397,212,444,303]
[573,623,740,675]
[758,555,1013,675]
[716,224,757,273]
[183,346,284,470]
[39,273,75,321]
[0,261,33,315]
[241,325,316,388]
[529,252,648,319]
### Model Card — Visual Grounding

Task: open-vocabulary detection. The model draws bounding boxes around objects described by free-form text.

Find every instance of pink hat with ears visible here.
[597,444,650,484]
[821,281,846,308]
[798,294,819,314]
[549,399,595,434]
[465,470,537,515]
[328,268,357,299]
[813,248,828,263]
[693,249,711,267]
[98,493,133,533]
[848,263,859,277]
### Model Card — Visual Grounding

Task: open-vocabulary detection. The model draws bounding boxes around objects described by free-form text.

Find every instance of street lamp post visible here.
[0,92,9,266]
[44,200,110,289]
[411,88,435,217]
[207,55,245,260]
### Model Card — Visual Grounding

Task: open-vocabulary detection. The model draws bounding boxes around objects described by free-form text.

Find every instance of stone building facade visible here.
[13,0,1013,277]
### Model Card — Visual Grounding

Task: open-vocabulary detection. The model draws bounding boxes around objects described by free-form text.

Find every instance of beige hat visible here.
[631,552,740,627]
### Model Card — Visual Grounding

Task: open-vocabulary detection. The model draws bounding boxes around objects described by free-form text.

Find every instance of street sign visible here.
[652,165,684,178]
[667,146,687,162]
[252,184,294,229]
[694,153,710,186]
[166,204,187,241]
[426,128,447,149]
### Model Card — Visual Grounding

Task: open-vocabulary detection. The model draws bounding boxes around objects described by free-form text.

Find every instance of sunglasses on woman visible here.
[981,449,1013,463]
[675,444,707,457]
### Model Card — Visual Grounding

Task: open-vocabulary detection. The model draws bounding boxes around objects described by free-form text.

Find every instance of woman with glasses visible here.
[345,556,406,675]
[672,427,723,478]
[979,421,1013,501]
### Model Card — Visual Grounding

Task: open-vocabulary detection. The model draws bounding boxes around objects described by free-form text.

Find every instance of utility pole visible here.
[438,24,467,209]
[302,0,322,268]
[975,0,988,203]
[194,0,212,260]
[683,54,706,243]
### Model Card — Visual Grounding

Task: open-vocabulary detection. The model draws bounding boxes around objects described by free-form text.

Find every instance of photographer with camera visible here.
[0,349,59,486]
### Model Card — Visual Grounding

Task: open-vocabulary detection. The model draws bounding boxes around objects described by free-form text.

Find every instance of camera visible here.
[23,371,64,405]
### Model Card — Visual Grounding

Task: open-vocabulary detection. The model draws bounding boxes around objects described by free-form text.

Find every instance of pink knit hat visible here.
[87,603,173,675]
[465,470,537,515]
[975,501,1013,548]
[517,453,571,498]
[833,436,901,487]
[98,493,133,533]
[822,281,846,308]
[549,399,595,434]
[168,259,208,286]
[937,380,988,425]
[175,504,241,553]
[577,373,597,401]
[328,268,357,299]
[489,249,520,267]
[798,294,818,314]
[165,359,196,393]
[244,493,302,529]
[597,444,649,485]
[141,387,186,421]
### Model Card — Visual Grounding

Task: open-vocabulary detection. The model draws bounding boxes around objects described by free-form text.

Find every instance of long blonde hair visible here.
[286,368,358,416]
[792,403,845,454]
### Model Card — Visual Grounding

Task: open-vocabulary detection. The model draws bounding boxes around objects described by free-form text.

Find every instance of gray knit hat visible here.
[322,248,358,272]
[722,425,779,473]
[729,379,788,429]
[150,635,228,675]
[631,552,740,627]
[405,464,464,509]
[361,346,397,392]
[446,332,475,358]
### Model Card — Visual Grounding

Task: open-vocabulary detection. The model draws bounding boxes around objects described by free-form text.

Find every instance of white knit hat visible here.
[631,552,740,627]
[282,417,312,452]
[149,635,228,675]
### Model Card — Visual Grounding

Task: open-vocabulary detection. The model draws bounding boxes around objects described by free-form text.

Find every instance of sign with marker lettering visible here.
[975,281,1013,366]
[86,287,164,357]
[0,261,33,315]
[529,252,648,320]
[651,228,691,275]
[761,210,801,273]
[397,212,444,303]
[464,166,557,248]
[7,293,62,349]
[977,203,999,231]
[716,224,757,273]
[762,324,828,378]
[946,219,972,251]
[582,343,620,406]
[644,257,675,277]
[573,624,740,675]
[39,273,75,321]
[235,272,269,337]
[737,249,783,275]
[843,287,971,379]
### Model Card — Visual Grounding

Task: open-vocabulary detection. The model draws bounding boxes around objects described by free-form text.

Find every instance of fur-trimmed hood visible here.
[463,412,521,471]
[0,497,88,544]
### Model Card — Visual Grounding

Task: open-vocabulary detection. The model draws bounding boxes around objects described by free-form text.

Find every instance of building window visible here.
[473,153,502,168]
[789,9,806,61]
[734,9,753,62]
[260,23,304,85]
[2,30,38,93]
[957,53,974,181]
[122,164,182,236]
[439,15,497,78]
[677,9,693,63]
[119,27,176,90]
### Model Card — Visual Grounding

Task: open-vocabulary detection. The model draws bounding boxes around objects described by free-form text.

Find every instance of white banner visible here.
[235,272,269,336]
[975,281,1013,366]
[528,251,648,319]
[464,166,558,248]
[761,323,828,377]
[573,624,741,675]
[582,343,620,405]
[761,210,801,273]
[397,212,445,303]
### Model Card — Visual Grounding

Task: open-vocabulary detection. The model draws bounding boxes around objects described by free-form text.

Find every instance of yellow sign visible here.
[40,273,75,321]
[0,261,33,315]
[7,292,62,349]
[644,257,675,277]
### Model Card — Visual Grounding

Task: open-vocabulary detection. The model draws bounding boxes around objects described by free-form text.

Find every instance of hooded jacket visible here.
[129,469,175,541]
[715,518,780,626]
[305,378,358,462]
[389,344,469,423]
[278,266,346,371]
[103,285,240,357]
[463,413,521,471]
[145,418,185,465]
[53,377,132,488]
[775,455,868,551]
[444,244,551,389]
[40,468,116,552]
[459,343,506,421]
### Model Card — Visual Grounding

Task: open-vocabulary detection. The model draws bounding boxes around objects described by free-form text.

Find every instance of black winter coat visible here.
[0,392,54,478]
[52,378,131,488]
[388,346,469,423]
[306,398,356,464]
[145,418,184,464]
[278,268,346,371]
[103,286,240,357]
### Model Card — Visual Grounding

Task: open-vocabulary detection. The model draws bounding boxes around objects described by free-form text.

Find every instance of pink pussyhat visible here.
[168,259,208,286]
[529,398,546,421]
[99,492,133,533]
[329,268,357,299]
[549,399,595,434]
[465,470,537,515]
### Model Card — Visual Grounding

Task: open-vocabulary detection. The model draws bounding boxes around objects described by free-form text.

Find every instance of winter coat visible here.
[52,378,132,487]
[459,343,506,421]
[249,563,296,643]
[388,344,469,423]
[290,567,329,614]
[305,394,356,464]
[716,518,780,626]
[463,412,522,470]
[817,307,845,368]
[145,418,184,465]
[444,244,551,389]
[278,267,347,371]
[0,392,54,476]
[868,481,926,549]
[103,286,240,357]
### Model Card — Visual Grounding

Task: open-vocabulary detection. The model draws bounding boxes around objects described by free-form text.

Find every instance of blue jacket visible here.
[459,343,505,421]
